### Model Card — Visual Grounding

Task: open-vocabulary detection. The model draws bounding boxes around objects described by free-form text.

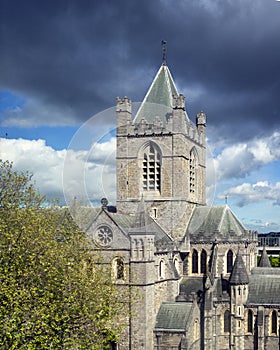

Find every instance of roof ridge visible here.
[217,205,227,232]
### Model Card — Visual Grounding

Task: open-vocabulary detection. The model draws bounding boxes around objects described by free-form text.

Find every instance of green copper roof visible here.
[155,302,192,331]
[134,64,178,124]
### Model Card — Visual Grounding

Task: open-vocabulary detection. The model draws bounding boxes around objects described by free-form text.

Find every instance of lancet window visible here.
[227,250,234,273]
[192,249,198,274]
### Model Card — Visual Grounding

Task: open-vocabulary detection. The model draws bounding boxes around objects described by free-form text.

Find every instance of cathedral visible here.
[83,58,280,349]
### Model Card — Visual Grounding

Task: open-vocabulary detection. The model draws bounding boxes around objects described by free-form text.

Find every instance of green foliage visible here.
[0,160,128,349]
[269,255,280,267]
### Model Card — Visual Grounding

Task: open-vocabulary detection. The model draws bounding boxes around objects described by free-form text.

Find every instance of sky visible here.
[0,0,280,233]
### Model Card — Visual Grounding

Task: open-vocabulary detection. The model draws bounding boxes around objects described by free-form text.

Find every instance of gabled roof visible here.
[155,302,193,332]
[83,206,172,247]
[229,251,249,285]
[179,276,205,301]
[188,205,247,240]
[134,64,180,124]
[258,246,271,267]
[247,267,280,305]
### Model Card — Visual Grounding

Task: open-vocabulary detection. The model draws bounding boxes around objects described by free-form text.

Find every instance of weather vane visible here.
[161,40,167,65]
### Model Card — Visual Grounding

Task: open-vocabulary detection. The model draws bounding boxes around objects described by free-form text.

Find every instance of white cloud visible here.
[2,129,280,213]
[248,139,274,163]
[212,131,280,181]
[219,181,280,207]
[0,138,66,199]
[0,137,117,205]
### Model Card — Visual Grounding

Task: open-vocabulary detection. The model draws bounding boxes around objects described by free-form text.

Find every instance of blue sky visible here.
[0,0,280,233]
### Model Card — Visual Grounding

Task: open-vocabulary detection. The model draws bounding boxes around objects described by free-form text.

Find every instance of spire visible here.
[229,250,249,285]
[133,64,179,124]
[258,246,271,267]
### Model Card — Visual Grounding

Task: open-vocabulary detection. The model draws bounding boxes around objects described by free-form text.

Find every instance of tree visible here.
[269,255,280,267]
[0,160,128,349]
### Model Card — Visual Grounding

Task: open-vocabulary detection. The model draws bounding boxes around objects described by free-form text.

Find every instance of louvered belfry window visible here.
[143,145,161,192]
[190,148,198,194]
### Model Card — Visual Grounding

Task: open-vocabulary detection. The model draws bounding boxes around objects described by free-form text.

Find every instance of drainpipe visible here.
[156,334,161,350]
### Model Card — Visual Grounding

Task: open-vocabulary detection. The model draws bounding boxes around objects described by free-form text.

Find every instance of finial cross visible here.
[161,40,167,65]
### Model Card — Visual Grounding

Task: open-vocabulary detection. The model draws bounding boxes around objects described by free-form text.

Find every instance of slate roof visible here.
[134,64,188,124]
[81,204,172,247]
[155,302,193,332]
[125,200,172,246]
[187,205,247,241]
[229,251,249,285]
[247,267,280,305]
[179,276,205,301]
[72,206,101,231]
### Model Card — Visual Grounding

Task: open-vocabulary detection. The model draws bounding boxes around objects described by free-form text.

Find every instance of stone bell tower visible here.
[116,61,206,240]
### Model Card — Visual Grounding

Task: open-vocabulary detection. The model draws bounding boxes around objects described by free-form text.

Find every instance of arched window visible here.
[247,309,253,333]
[189,148,198,194]
[271,310,277,334]
[201,249,207,274]
[159,260,164,279]
[224,310,231,333]
[112,257,125,281]
[116,258,124,279]
[192,249,198,274]
[227,250,233,273]
[142,144,161,192]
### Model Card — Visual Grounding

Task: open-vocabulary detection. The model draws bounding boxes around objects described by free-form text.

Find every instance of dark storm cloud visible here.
[0,0,280,143]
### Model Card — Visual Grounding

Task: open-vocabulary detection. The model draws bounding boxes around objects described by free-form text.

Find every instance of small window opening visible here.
[192,249,198,274]
[271,310,277,334]
[224,310,230,333]
[116,258,124,280]
[227,250,233,273]
[247,310,253,333]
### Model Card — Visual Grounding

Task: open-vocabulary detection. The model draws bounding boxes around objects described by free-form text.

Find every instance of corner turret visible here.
[229,251,249,350]
[172,94,188,133]
[196,111,206,145]
[116,96,132,135]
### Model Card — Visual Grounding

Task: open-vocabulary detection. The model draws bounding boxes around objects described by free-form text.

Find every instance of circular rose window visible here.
[95,225,113,246]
